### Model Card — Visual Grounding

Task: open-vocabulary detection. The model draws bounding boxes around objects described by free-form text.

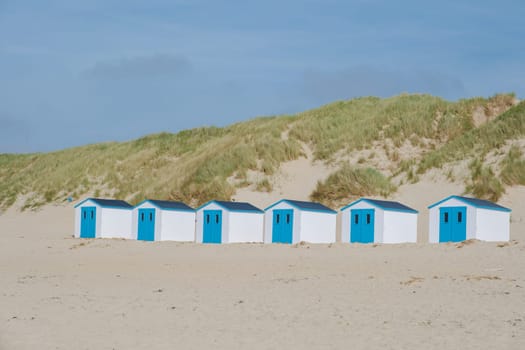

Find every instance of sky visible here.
[1,0,524,153]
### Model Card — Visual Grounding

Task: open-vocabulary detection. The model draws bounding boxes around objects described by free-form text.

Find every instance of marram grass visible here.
[0,93,522,210]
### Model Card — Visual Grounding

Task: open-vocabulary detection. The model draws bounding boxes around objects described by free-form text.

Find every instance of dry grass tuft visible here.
[400,276,425,285]
[310,164,396,208]
[464,275,501,281]
[455,239,478,248]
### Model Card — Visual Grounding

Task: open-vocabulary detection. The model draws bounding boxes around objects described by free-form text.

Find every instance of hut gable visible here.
[340,198,418,244]
[195,200,264,243]
[133,199,195,242]
[428,195,511,243]
[264,199,336,244]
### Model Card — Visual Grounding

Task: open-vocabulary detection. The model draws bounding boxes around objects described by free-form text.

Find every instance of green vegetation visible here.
[290,93,516,160]
[0,92,522,210]
[0,116,301,209]
[310,164,397,208]
[290,95,444,159]
[256,178,273,192]
[465,158,504,201]
[417,99,525,173]
[500,145,525,186]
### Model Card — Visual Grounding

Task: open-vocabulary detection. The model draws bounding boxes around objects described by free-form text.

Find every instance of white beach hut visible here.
[340,198,418,244]
[132,200,195,242]
[264,199,337,244]
[74,198,133,239]
[428,195,511,243]
[195,200,264,243]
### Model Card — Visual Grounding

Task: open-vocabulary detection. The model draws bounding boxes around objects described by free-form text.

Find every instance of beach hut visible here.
[428,195,511,243]
[195,200,264,243]
[132,200,195,241]
[340,198,418,244]
[264,199,337,244]
[74,198,133,239]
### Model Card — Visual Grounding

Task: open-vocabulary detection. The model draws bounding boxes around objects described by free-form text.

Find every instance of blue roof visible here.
[74,197,133,209]
[197,200,263,213]
[137,199,194,211]
[428,195,511,212]
[264,199,337,213]
[341,198,418,213]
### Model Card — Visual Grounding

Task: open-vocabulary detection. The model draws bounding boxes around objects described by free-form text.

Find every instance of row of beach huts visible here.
[74,195,511,243]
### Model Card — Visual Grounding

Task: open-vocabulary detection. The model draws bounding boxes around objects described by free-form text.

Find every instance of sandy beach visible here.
[2,1,524,348]
[1,186,525,349]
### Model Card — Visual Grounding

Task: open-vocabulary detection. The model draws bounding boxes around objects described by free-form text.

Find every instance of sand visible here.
[233,143,337,208]
[1,184,525,349]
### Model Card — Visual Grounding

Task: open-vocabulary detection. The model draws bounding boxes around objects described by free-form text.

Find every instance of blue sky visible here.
[1,0,524,153]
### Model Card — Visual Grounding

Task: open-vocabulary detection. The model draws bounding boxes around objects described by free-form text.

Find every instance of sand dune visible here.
[1,182,525,349]
[232,143,336,208]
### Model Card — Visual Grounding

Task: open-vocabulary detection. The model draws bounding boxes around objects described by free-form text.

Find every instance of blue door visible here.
[350,209,375,243]
[138,208,155,241]
[439,208,452,242]
[80,206,96,238]
[272,209,294,244]
[203,210,222,243]
[439,206,466,242]
[452,207,467,242]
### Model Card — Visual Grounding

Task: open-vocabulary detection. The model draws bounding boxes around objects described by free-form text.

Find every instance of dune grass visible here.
[465,158,505,201]
[256,178,273,192]
[500,145,525,186]
[0,93,520,210]
[417,99,524,173]
[290,93,516,160]
[0,115,301,209]
[290,95,445,159]
[310,164,397,208]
